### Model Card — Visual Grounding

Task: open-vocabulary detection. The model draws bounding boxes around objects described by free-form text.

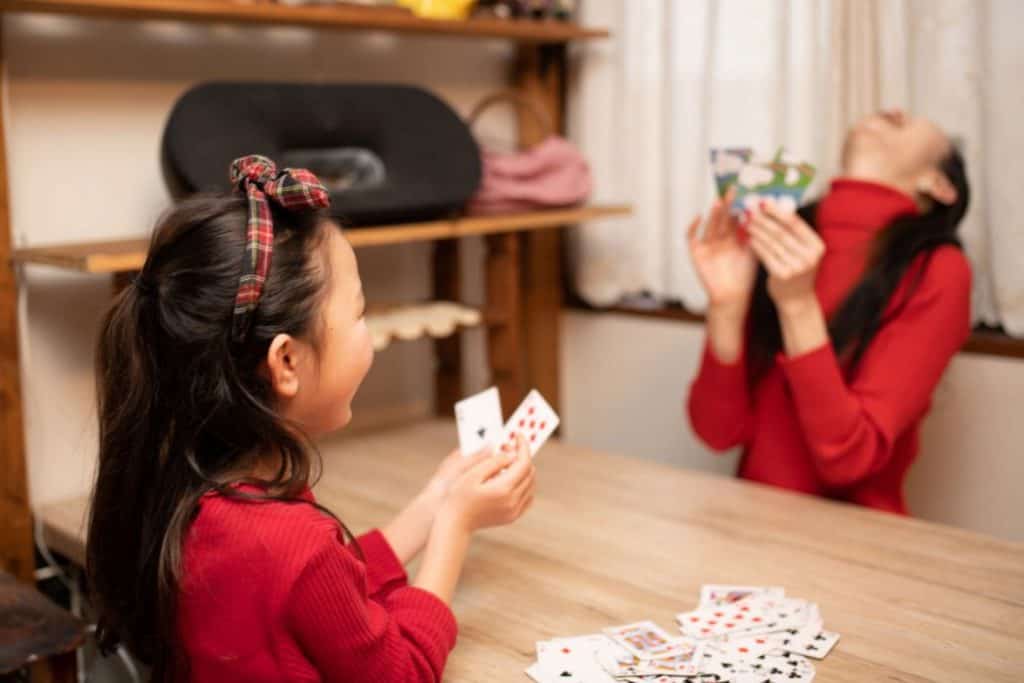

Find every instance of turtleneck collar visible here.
[816,178,919,234]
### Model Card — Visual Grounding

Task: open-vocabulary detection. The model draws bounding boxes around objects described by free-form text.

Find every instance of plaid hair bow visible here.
[228,154,331,342]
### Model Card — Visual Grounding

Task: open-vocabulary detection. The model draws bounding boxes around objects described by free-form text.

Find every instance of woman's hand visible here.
[747,200,830,357]
[438,433,536,534]
[687,187,759,316]
[746,200,825,311]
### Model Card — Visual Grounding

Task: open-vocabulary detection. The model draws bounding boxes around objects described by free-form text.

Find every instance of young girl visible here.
[86,155,536,682]
[687,110,971,515]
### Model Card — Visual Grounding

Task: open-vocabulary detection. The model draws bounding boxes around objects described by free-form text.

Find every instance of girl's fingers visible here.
[509,463,536,502]
[496,437,533,489]
[514,493,535,519]
[457,448,492,474]
[515,431,531,460]
[471,448,515,482]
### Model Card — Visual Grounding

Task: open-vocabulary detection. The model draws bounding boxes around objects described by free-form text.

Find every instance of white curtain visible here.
[569,0,1024,335]
[872,0,1024,334]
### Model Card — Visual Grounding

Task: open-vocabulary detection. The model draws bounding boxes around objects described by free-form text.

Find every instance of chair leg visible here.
[28,651,76,683]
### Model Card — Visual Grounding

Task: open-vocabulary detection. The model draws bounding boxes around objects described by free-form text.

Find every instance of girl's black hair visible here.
[87,195,359,681]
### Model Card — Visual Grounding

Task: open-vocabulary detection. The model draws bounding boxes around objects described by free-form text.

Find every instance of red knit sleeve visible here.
[286,530,458,682]
[778,247,971,489]
[355,529,408,600]
[687,340,754,451]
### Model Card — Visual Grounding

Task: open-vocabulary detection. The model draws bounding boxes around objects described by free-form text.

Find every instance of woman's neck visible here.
[839,160,924,209]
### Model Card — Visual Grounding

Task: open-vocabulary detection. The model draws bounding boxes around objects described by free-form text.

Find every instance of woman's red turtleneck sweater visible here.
[688,179,972,514]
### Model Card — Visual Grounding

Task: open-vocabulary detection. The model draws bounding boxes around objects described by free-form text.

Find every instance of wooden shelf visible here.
[0,0,610,42]
[11,204,631,274]
[366,301,481,351]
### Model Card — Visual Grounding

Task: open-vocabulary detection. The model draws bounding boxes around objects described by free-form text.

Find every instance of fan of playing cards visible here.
[710,147,816,215]
[455,387,560,458]
[527,585,839,682]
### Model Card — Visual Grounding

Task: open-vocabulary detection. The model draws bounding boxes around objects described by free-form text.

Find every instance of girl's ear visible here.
[265,333,301,399]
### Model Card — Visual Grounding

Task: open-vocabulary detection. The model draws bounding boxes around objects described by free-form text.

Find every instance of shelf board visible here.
[0,0,610,42]
[12,204,631,274]
[366,300,481,351]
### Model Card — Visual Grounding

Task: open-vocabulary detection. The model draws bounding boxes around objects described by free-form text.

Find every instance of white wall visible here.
[562,311,1024,542]
[8,14,505,505]
[11,14,1022,545]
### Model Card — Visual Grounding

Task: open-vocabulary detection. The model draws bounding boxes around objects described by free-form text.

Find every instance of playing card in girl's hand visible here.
[500,389,559,457]
[454,386,504,457]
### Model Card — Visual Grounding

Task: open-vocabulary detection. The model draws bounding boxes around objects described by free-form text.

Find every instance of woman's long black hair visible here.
[87,196,359,682]
[746,148,970,380]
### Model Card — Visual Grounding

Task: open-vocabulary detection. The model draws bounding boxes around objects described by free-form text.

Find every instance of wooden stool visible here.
[0,571,84,682]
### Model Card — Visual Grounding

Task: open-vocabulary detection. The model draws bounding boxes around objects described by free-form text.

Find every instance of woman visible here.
[686,110,971,514]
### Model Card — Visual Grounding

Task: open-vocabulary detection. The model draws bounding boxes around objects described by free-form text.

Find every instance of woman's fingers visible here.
[748,213,807,265]
[707,187,739,241]
[686,214,702,247]
[703,199,725,241]
[749,220,802,270]
[760,201,824,254]
[749,229,798,277]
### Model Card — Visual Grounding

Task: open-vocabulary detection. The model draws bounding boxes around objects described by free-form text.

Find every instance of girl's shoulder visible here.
[187,486,350,578]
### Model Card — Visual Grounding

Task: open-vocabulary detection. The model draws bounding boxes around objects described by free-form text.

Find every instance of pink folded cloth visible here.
[467,135,592,214]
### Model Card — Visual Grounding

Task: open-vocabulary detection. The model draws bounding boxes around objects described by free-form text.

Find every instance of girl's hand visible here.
[746,200,825,311]
[687,187,759,315]
[438,433,535,534]
[422,447,492,504]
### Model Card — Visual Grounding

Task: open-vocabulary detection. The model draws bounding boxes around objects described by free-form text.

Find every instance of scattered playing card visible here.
[782,628,840,660]
[676,596,779,640]
[602,621,674,659]
[526,586,834,682]
[501,389,560,457]
[699,584,786,608]
[741,653,817,682]
[454,386,503,457]
[533,634,614,682]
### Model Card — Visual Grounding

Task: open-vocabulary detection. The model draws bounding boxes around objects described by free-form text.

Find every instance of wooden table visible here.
[38,420,1024,681]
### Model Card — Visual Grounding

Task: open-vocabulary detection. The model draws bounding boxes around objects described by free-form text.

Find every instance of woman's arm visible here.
[687,305,755,451]
[748,204,971,487]
[685,192,759,451]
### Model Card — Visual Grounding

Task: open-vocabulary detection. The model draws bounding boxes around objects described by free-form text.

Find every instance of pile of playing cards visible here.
[710,147,816,214]
[526,585,839,682]
[455,387,560,458]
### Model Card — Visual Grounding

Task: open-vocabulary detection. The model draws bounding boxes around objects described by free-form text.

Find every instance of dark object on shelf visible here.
[0,571,85,678]
[163,82,482,226]
[474,0,575,21]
